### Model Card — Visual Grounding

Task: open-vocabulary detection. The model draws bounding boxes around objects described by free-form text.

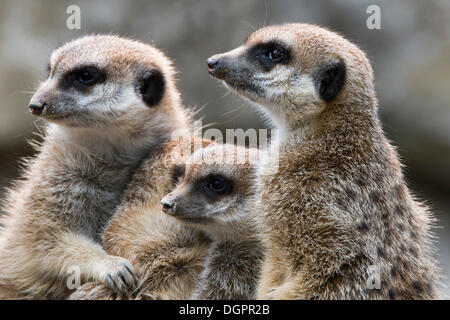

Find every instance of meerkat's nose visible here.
[29,102,47,115]
[161,197,177,215]
[206,56,220,74]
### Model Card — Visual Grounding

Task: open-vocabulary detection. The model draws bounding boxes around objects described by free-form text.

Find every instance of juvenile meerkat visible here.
[207,23,440,299]
[69,137,214,300]
[161,144,265,300]
[0,35,190,299]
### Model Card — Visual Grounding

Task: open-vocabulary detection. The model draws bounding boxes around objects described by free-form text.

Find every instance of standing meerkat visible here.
[161,144,265,300]
[69,137,214,300]
[206,23,440,299]
[0,35,191,299]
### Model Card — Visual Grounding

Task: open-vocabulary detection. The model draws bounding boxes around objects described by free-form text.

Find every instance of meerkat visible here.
[206,23,440,299]
[160,144,265,300]
[69,137,214,300]
[0,35,191,299]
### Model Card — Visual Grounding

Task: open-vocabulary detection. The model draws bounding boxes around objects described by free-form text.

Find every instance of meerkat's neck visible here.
[203,211,260,243]
[46,124,156,165]
[283,99,381,146]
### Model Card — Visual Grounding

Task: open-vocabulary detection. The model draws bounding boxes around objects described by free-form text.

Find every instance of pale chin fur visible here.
[46,124,136,163]
[222,80,288,143]
[223,73,321,144]
[201,208,254,243]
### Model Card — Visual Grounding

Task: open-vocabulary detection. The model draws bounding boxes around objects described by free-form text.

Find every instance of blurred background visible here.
[0,0,449,296]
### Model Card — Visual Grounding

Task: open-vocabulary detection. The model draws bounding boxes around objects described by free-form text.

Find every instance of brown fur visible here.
[0,35,191,299]
[208,23,440,299]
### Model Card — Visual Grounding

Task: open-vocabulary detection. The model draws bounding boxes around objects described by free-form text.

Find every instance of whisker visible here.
[241,20,256,32]
[201,121,219,130]
[193,103,209,116]
[263,0,269,27]
[222,105,244,117]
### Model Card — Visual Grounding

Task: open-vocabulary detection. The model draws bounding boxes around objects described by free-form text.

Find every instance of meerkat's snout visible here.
[161,194,177,215]
[28,83,63,118]
[206,53,237,79]
[206,54,234,80]
[29,101,47,115]
[206,56,218,75]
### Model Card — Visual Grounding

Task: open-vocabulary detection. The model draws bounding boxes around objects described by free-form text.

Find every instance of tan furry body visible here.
[69,138,213,300]
[257,107,439,299]
[0,35,190,299]
[208,23,440,299]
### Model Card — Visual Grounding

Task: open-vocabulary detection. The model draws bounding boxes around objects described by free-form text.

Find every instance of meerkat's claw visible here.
[99,256,137,293]
[138,292,163,300]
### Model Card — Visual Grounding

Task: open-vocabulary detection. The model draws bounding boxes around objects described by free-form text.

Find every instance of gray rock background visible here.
[0,0,448,296]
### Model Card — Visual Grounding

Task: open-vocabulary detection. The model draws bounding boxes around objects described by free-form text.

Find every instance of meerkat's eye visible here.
[60,66,106,91]
[75,67,103,85]
[209,177,227,193]
[252,42,289,70]
[196,175,233,199]
[266,46,284,61]
[78,69,94,83]
[208,175,232,195]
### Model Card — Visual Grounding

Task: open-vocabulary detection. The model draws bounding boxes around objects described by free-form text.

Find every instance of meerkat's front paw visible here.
[95,256,137,293]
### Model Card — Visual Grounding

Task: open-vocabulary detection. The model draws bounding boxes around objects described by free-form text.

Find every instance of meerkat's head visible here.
[207,23,375,131]
[161,144,260,239]
[28,35,185,138]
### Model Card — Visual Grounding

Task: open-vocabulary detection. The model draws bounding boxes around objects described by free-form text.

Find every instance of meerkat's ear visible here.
[314,60,346,101]
[137,69,165,107]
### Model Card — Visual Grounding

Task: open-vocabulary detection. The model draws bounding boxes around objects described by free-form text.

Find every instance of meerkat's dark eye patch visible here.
[195,174,233,200]
[171,164,186,186]
[314,61,346,101]
[138,69,165,107]
[59,66,106,92]
[250,42,290,71]
[46,63,51,77]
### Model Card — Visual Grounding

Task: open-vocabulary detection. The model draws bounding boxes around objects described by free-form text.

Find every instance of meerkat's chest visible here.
[44,155,137,240]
